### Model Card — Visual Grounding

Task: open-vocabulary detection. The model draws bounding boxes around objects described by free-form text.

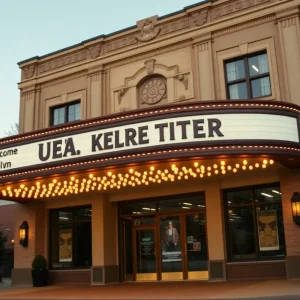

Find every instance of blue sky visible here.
[0,0,202,138]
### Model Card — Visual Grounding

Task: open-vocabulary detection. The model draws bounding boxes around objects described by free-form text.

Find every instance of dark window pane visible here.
[158,194,205,213]
[257,204,286,258]
[228,82,248,99]
[227,189,253,206]
[254,186,281,203]
[53,107,65,125]
[133,216,156,226]
[75,206,91,221]
[59,210,73,222]
[248,53,269,77]
[228,207,256,259]
[68,103,80,122]
[251,76,271,98]
[74,222,92,267]
[226,60,245,82]
[119,200,157,215]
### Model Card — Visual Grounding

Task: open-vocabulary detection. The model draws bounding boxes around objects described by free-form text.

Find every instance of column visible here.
[91,194,118,285]
[12,202,46,286]
[20,90,35,133]
[193,33,215,101]
[87,66,103,119]
[279,168,300,279]
[205,180,226,281]
[276,6,300,103]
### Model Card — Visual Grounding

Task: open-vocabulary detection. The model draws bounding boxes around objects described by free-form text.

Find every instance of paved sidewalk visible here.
[0,279,300,299]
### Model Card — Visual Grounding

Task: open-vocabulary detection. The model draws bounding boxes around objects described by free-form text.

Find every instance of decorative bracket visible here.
[176,74,189,90]
[144,58,156,74]
[118,88,129,105]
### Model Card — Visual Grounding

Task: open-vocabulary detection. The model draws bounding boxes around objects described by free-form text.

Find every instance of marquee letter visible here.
[176,120,191,139]
[208,118,224,137]
[125,128,138,146]
[155,123,168,142]
[63,138,77,157]
[38,142,51,162]
[52,140,63,159]
[138,126,149,145]
[193,119,205,138]
[91,134,103,152]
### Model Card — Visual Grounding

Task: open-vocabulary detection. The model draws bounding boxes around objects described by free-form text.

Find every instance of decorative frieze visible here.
[39,50,87,74]
[105,36,137,53]
[212,0,270,19]
[160,18,189,35]
[280,16,297,28]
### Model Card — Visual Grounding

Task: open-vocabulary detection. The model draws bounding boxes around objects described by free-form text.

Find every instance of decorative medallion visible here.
[141,78,166,105]
[89,44,101,59]
[192,9,208,26]
[23,64,35,79]
[136,19,160,42]
[144,58,156,74]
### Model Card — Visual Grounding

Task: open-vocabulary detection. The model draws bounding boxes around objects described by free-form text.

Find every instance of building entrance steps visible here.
[1,279,300,299]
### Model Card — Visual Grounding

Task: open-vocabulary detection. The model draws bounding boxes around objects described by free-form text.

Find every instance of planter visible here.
[0,266,3,283]
[31,269,48,287]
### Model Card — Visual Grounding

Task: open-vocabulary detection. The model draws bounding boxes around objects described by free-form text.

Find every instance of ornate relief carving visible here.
[141,77,167,105]
[176,74,189,90]
[39,50,87,74]
[89,44,101,59]
[160,18,189,35]
[118,88,129,105]
[191,10,208,27]
[144,58,156,74]
[23,64,35,79]
[105,36,137,53]
[136,19,160,42]
[212,0,269,19]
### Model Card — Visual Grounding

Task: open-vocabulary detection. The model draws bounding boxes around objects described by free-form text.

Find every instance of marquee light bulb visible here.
[263,160,268,164]
[207,172,211,177]
[243,160,248,165]
[242,166,246,170]
[207,167,211,171]
[194,162,199,167]
[213,164,218,169]
[270,160,274,165]
[107,171,112,177]
[220,161,225,165]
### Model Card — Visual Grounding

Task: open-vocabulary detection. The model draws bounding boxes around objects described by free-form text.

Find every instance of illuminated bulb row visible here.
[0,159,274,199]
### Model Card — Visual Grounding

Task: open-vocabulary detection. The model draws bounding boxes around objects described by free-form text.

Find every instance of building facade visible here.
[2,0,300,285]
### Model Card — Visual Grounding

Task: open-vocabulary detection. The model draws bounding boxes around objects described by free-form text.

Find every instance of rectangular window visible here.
[224,183,286,261]
[225,52,271,100]
[50,101,80,126]
[49,205,92,269]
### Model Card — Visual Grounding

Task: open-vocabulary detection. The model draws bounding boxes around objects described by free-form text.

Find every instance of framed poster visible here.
[59,228,72,262]
[257,210,279,251]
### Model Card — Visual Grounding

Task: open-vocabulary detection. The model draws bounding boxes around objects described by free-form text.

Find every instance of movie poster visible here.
[161,218,182,262]
[59,229,72,262]
[257,210,279,251]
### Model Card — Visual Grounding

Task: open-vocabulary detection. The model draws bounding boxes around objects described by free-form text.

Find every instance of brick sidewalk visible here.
[0,279,300,299]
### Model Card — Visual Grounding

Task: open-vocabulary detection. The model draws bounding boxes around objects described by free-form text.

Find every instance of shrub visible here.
[32,255,47,270]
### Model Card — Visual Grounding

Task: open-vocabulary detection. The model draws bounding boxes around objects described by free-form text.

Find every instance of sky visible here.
[0,0,203,138]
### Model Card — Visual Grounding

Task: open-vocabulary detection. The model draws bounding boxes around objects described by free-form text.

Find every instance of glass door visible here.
[159,215,184,280]
[134,226,157,281]
[185,212,208,280]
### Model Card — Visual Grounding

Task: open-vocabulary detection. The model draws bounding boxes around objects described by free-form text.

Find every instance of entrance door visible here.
[185,212,208,280]
[159,215,184,280]
[134,226,157,281]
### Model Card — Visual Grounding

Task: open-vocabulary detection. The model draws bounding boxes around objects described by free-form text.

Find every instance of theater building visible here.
[2,0,300,286]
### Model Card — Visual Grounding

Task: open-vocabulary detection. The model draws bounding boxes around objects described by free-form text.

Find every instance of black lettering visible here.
[115,130,124,148]
[39,142,51,162]
[193,119,206,138]
[52,140,62,159]
[14,149,18,155]
[176,120,191,139]
[138,126,149,145]
[125,128,138,146]
[92,134,103,152]
[104,132,114,149]
[63,138,77,157]
[169,122,175,141]
[155,123,168,142]
[208,118,224,137]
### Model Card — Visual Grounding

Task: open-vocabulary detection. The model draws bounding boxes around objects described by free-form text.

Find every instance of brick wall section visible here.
[279,168,300,256]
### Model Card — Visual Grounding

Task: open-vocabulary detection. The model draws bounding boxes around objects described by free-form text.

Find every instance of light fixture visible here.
[291,192,300,225]
[19,221,29,247]
[183,202,192,206]
[261,193,273,198]
[11,239,14,244]
[252,65,259,72]
[272,190,281,195]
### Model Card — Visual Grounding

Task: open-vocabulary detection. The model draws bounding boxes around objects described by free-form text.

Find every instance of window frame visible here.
[224,51,271,100]
[223,182,286,262]
[49,100,81,126]
[48,205,92,270]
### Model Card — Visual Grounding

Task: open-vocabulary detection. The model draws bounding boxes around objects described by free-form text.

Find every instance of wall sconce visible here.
[19,221,29,247]
[11,239,14,244]
[291,192,300,225]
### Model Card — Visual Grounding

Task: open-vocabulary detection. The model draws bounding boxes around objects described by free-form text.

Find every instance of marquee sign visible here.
[0,112,298,174]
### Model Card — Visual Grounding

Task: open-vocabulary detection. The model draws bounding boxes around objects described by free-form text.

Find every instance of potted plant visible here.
[0,227,7,283]
[31,255,48,287]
